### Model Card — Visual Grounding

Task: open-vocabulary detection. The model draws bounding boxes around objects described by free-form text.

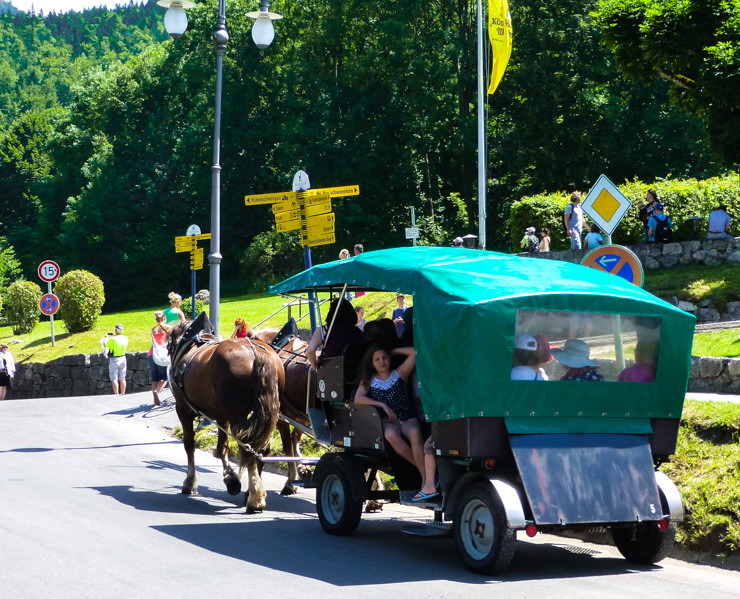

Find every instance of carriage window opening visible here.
[512,310,661,383]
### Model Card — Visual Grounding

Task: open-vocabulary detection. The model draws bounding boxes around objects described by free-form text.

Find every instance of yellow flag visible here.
[488,0,513,94]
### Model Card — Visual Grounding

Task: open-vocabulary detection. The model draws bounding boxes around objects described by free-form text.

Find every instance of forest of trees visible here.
[0,0,736,309]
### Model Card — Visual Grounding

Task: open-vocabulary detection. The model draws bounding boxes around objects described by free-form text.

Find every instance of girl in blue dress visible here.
[354,344,426,490]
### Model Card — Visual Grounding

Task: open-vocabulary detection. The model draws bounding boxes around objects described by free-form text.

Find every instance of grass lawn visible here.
[643,263,740,311]
[661,400,740,556]
[0,290,405,365]
[691,330,740,358]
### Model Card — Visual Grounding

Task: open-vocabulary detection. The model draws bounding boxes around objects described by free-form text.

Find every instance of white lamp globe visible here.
[251,16,275,49]
[164,5,188,38]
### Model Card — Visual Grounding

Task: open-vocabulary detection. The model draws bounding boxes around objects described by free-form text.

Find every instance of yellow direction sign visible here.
[272,198,300,213]
[190,247,204,270]
[277,219,301,233]
[175,236,197,252]
[274,209,301,223]
[306,212,335,232]
[305,200,332,217]
[194,233,211,242]
[304,185,359,199]
[302,232,336,247]
[245,191,296,205]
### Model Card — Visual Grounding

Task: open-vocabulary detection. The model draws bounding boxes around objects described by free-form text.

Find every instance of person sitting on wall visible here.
[707,204,733,240]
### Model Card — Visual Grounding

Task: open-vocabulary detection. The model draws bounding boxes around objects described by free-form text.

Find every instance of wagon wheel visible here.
[612,521,676,564]
[453,482,516,574]
[316,460,363,536]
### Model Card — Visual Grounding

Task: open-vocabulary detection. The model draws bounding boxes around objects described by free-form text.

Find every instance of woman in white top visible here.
[0,343,16,400]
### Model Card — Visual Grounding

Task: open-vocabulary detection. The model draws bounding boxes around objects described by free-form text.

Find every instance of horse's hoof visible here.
[246,504,264,514]
[182,487,198,495]
[365,500,383,513]
[224,475,242,496]
[280,485,298,496]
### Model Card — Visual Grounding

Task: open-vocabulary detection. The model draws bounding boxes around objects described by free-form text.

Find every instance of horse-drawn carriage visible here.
[268,246,695,574]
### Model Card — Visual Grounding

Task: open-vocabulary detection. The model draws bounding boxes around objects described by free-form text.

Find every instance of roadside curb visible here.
[557,530,740,571]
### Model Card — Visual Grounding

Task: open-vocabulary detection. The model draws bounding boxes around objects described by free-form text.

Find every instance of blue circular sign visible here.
[581,245,644,287]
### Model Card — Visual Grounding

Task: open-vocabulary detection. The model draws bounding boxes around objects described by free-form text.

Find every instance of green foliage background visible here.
[0,0,735,309]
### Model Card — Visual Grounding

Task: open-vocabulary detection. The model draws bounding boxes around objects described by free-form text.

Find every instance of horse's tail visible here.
[236,350,280,466]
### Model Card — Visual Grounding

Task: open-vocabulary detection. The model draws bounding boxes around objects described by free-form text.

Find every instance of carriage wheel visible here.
[612,521,676,564]
[316,461,363,536]
[453,483,516,574]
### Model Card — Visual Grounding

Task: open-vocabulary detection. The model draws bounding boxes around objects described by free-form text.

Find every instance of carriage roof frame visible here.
[269,246,695,433]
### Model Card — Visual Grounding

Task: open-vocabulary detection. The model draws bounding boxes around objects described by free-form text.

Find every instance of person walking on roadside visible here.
[564,192,586,249]
[0,343,15,400]
[103,324,129,394]
[148,312,171,406]
[707,204,733,240]
[164,292,186,324]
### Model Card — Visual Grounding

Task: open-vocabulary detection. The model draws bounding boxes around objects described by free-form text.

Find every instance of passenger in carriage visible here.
[551,339,603,381]
[354,345,427,491]
[362,318,399,347]
[510,334,549,380]
[305,298,363,369]
[618,341,659,383]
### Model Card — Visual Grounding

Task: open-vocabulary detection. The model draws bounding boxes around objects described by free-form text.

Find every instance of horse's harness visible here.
[169,331,271,460]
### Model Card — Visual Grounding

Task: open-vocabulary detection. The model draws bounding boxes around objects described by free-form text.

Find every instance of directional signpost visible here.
[245,171,360,331]
[38,260,61,346]
[174,225,211,319]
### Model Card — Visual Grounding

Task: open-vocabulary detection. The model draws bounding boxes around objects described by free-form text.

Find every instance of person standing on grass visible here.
[103,324,129,394]
[164,292,186,324]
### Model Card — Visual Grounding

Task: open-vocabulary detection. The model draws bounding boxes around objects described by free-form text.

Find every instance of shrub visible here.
[510,174,740,251]
[181,296,206,319]
[5,280,42,334]
[55,270,106,333]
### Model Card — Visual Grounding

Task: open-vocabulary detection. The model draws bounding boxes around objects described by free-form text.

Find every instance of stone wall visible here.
[10,352,153,399]
[529,237,740,322]
[7,350,740,399]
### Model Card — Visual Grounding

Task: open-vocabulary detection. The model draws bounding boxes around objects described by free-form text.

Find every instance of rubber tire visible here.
[612,522,676,564]
[453,482,516,574]
[316,460,363,536]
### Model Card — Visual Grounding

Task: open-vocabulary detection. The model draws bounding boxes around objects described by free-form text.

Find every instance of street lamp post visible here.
[157,0,282,336]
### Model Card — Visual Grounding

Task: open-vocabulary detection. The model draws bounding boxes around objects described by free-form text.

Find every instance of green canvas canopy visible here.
[270,247,695,431]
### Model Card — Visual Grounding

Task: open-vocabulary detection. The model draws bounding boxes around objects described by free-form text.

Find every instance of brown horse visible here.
[249,326,315,495]
[168,320,284,512]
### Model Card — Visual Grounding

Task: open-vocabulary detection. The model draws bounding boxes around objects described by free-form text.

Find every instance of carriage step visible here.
[307,408,332,445]
[259,456,320,464]
[401,520,452,537]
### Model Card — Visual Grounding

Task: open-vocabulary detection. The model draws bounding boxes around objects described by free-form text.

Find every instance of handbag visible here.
[151,331,171,367]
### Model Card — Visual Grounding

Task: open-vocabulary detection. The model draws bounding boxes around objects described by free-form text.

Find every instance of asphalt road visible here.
[1,391,739,598]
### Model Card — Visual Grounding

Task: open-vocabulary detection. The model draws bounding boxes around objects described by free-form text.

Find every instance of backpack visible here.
[653,216,673,243]
[527,234,539,253]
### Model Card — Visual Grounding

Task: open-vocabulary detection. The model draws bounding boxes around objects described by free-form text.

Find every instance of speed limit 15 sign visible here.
[38,260,60,283]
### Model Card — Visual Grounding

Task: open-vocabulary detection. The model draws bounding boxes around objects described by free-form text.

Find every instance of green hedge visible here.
[55,270,106,333]
[510,175,740,251]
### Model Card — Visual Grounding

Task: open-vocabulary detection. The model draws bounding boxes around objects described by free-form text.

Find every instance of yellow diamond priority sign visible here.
[581,174,631,237]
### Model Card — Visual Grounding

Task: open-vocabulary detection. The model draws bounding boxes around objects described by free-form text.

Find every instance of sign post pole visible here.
[38,260,61,347]
[48,282,55,347]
